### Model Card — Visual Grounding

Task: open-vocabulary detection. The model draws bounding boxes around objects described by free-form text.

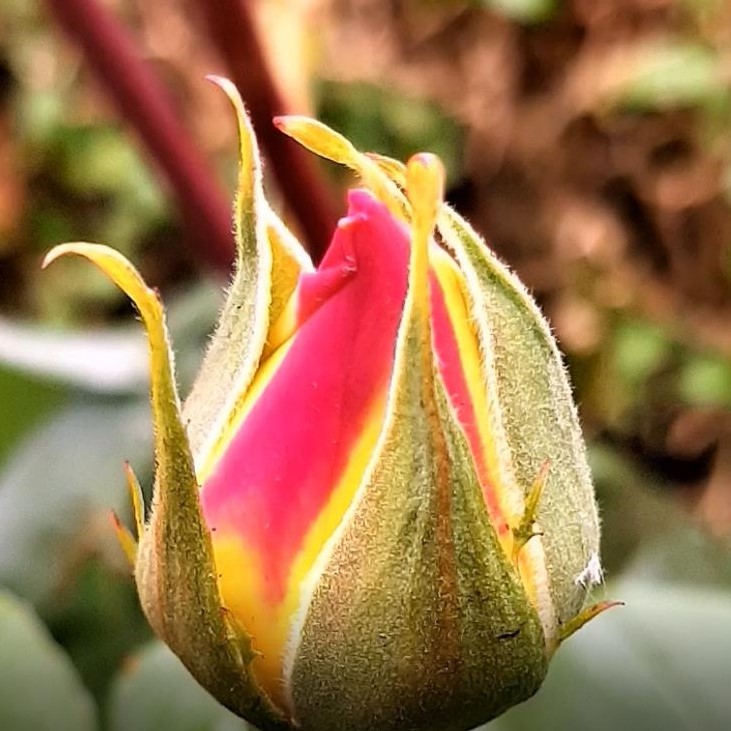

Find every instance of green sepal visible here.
[43,244,288,730]
[183,78,312,461]
[271,123,602,641]
[437,207,601,631]
[288,251,547,731]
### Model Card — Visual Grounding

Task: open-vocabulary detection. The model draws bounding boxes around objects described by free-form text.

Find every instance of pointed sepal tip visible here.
[558,599,624,646]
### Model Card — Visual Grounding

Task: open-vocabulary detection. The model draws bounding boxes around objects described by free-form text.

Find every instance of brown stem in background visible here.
[199,0,337,262]
[44,0,236,272]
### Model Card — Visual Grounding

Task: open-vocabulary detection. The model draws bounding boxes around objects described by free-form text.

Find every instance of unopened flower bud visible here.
[44,78,612,731]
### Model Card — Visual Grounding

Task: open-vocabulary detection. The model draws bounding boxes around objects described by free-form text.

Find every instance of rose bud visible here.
[43,78,614,731]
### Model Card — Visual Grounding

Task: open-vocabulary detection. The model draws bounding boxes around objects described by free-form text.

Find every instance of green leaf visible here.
[616,42,725,110]
[107,642,250,731]
[0,363,67,466]
[612,319,671,388]
[480,0,557,23]
[43,559,151,702]
[0,398,152,605]
[487,581,731,730]
[622,526,731,590]
[55,126,162,210]
[0,590,97,731]
[0,316,148,395]
[679,352,731,407]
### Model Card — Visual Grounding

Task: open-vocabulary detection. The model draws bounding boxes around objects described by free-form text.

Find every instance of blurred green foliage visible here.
[0,365,67,463]
[29,122,170,324]
[0,591,97,731]
[489,581,731,731]
[478,0,557,24]
[2,0,731,729]
[108,642,248,731]
[616,43,725,112]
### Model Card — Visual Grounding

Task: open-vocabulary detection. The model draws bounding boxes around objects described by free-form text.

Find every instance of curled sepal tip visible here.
[205,75,261,255]
[42,242,189,481]
[43,242,189,569]
[275,115,406,220]
[43,243,182,437]
[43,243,286,730]
[205,74,240,102]
[404,153,445,322]
[43,244,165,335]
[273,115,358,167]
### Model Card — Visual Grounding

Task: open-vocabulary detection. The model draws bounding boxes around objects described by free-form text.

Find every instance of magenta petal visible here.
[201,190,411,603]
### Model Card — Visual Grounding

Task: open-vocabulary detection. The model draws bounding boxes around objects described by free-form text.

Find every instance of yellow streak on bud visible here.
[261,282,301,359]
[404,153,445,328]
[211,395,388,712]
[429,253,513,538]
[429,250,541,613]
[197,338,295,483]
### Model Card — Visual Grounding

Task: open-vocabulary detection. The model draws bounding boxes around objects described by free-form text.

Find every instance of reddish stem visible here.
[43,0,235,271]
[198,0,337,262]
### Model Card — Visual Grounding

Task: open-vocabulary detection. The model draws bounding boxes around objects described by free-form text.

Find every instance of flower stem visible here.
[43,0,236,272]
[198,0,337,262]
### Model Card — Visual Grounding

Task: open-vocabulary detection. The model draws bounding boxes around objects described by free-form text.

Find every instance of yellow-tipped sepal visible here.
[284,156,547,731]
[275,124,609,731]
[43,244,289,730]
[184,78,312,467]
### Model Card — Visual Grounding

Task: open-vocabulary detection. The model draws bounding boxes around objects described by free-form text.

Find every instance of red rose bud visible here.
[43,79,613,731]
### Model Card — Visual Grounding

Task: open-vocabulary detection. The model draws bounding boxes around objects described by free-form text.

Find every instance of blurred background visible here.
[1,0,731,729]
